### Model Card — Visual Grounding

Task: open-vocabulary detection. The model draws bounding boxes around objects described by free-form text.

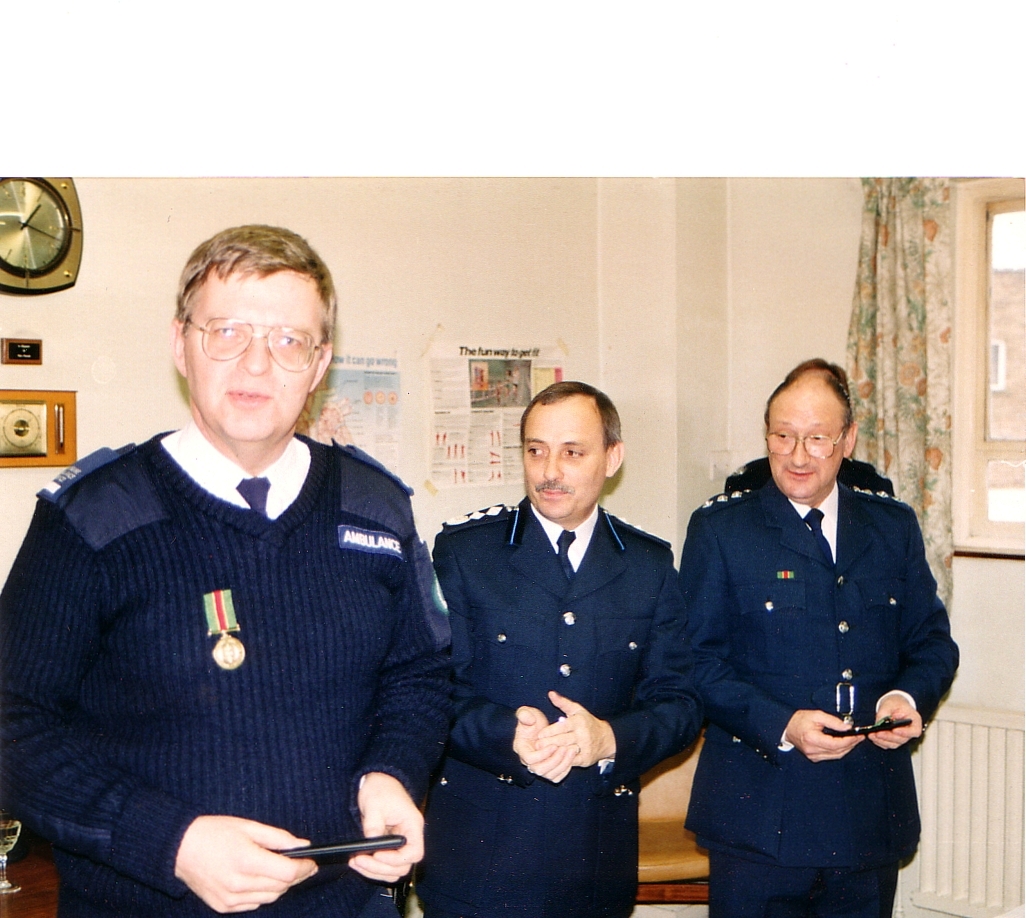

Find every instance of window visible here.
[989,341,1007,392]
[953,179,1026,553]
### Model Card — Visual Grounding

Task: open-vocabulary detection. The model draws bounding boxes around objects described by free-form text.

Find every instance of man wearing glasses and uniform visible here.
[677,359,957,918]
[0,225,450,917]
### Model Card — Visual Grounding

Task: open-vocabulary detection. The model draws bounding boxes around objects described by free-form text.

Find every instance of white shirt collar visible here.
[161,420,310,519]
[530,503,600,572]
[789,482,840,558]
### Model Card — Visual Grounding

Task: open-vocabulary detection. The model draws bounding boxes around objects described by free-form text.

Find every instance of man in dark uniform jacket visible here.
[417,381,702,918]
[678,359,958,918]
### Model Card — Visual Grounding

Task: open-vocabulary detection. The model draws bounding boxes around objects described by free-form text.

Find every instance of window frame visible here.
[952,178,1025,555]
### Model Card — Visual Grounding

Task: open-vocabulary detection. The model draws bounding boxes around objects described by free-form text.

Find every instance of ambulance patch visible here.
[337,525,404,559]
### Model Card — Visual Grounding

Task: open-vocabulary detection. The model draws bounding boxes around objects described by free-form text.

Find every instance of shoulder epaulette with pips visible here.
[442,504,513,528]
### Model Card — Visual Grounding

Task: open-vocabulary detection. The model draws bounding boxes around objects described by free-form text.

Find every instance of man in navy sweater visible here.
[0,225,450,917]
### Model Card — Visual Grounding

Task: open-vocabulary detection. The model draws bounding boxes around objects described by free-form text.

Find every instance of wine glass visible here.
[0,810,21,894]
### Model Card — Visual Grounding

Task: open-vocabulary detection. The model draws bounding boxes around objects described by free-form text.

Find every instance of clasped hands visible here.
[174,772,421,913]
[513,690,616,784]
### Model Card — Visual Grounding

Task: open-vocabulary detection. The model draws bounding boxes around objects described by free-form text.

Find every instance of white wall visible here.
[676,178,730,531]
[597,178,680,539]
[725,177,866,467]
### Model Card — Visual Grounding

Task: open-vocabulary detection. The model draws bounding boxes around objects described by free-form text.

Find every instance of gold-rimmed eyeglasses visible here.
[766,430,847,459]
[185,318,322,372]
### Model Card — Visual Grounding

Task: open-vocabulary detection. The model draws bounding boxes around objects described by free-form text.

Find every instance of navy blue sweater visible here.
[0,436,451,916]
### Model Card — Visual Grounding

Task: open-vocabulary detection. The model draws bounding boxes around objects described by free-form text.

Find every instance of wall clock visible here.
[0,178,83,294]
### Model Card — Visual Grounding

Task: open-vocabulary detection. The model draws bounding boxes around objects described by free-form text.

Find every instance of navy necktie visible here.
[557,529,576,580]
[237,477,271,516]
[804,507,833,566]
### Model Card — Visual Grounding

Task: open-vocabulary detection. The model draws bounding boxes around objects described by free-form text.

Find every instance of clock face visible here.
[0,179,72,277]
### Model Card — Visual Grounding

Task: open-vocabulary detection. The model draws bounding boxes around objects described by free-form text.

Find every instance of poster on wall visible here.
[430,344,564,489]
[298,354,401,471]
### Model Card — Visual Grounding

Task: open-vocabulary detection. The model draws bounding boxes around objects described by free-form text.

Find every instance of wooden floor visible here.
[0,838,57,918]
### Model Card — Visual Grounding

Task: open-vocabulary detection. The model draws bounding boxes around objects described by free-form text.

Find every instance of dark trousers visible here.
[358,887,401,918]
[709,850,899,918]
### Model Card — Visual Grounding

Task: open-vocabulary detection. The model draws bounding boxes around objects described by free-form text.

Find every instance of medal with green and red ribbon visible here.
[204,589,245,670]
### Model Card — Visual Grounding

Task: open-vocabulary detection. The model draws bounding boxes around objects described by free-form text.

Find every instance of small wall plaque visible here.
[1,339,43,365]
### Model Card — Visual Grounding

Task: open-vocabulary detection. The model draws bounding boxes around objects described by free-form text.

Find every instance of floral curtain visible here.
[847,178,953,607]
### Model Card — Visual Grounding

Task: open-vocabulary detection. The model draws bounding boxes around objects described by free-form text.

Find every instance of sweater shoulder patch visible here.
[339,443,413,496]
[334,443,416,539]
[37,445,136,504]
[43,446,167,550]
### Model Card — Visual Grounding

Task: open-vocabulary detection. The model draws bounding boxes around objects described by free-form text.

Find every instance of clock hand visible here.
[19,204,41,230]
[23,223,61,242]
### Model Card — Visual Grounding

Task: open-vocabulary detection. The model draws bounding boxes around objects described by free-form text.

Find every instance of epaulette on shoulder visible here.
[337,442,413,496]
[442,504,513,529]
[603,511,671,551]
[849,485,910,508]
[332,442,416,540]
[697,488,758,512]
[37,444,138,505]
[38,444,168,551]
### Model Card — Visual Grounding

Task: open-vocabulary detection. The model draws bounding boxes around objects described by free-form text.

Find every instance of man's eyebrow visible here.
[525,437,586,448]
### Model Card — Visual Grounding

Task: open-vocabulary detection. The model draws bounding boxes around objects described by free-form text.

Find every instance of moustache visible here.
[535,480,573,494]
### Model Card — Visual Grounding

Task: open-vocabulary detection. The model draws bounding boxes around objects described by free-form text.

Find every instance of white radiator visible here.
[913,704,1025,918]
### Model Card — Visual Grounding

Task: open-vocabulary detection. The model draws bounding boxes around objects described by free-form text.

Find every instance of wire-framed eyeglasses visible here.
[766,430,847,459]
[185,318,322,372]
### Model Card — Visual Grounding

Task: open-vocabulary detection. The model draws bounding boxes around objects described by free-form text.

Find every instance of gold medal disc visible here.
[212,632,245,670]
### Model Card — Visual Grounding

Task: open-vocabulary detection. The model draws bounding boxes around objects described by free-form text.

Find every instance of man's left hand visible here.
[351,772,423,883]
[869,692,923,750]
[537,691,616,767]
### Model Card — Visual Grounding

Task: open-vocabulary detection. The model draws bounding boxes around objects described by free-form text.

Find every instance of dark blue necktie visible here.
[557,529,576,580]
[237,477,271,516]
[804,508,834,566]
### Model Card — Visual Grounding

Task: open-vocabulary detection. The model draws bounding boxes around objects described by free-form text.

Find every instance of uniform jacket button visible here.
[497,633,507,642]
[838,621,850,634]
[559,664,572,677]
[628,641,638,650]
[842,668,853,680]
[837,575,845,586]
[563,612,576,625]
